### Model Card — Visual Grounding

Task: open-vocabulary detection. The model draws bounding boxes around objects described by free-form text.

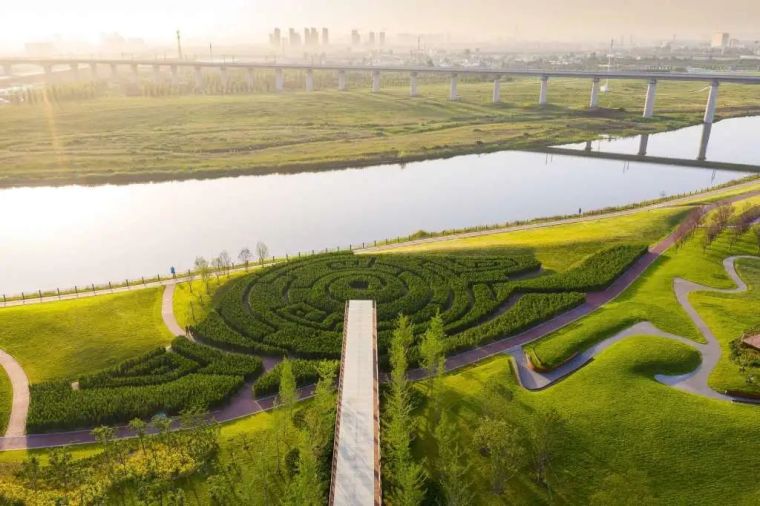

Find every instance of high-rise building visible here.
[322,28,329,45]
[310,27,318,46]
[289,28,301,47]
[271,28,281,48]
[711,32,729,49]
[368,31,376,45]
[351,30,360,46]
[304,28,311,46]
[379,32,385,46]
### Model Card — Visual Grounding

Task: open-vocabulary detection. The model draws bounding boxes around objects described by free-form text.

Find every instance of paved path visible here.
[508,257,760,403]
[0,350,29,438]
[161,283,187,337]
[2,189,759,451]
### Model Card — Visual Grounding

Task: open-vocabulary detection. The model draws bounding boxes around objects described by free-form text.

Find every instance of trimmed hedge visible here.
[253,359,339,397]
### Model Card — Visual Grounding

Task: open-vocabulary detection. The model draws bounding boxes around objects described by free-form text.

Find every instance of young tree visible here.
[384,315,426,506]
[128,417,148,455]
[218,250,233,276]
[528,408,564,486]
[473,417,525,495]
[256,241,270,265]
[433,412,473,506]
[420,311,446,399]
[194,256,211,292]
[238,247,253,271]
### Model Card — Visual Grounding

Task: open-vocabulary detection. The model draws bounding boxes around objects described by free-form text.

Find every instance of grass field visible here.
[173,271,249,330]
[381,205,691,272]
[526,196,760,374]
[2,78,760,186]
[414,343,760,504]
[0,288,172,383]
[0,371,11,436]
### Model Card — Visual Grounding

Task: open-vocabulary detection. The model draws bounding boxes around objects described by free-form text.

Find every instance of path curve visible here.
[2,190,759,450]
[0,350,29,437]
[161,283,188,338]
[507,256,760,403]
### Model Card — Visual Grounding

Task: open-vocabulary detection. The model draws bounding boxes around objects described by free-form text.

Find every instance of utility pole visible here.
[176,30,183,60]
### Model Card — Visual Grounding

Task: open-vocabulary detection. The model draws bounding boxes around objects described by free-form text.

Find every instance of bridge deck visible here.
[329,300,381,506]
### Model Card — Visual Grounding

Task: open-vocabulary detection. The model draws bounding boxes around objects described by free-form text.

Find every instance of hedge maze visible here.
[28,244,647,431]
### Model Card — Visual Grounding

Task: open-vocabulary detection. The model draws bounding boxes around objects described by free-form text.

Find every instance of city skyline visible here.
[2,0,760,51]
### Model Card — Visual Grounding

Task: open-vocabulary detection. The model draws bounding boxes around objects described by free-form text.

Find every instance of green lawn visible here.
[173,271,248,330]
[414,342,760,504]
[0,288,172,383]
[382,205,691,272]
[0,370,12,436]
[2,78,760,186]
[692,258,760,395]
[527,196,760,375]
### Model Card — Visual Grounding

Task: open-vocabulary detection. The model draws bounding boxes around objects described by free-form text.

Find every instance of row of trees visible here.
[190,242,269,294]
[702,202,760,252]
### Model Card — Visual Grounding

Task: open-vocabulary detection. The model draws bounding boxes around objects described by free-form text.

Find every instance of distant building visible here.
[711,32,729,49]
[351,29,360,46]
[271,27,281,48]
[322,28,329,45]
[379,32,386,46]
[368,31,376,46]
[289,28,301,46]
[310,27,318,46]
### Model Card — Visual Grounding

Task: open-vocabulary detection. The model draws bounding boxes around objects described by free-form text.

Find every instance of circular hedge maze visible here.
[191,245,646,358]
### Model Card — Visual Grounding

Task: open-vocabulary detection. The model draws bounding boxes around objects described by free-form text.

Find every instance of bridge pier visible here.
[338,70,347,91]
[449,73,458,100]
[371,70,380,92]
[305,69,314,92]
[152,64,162,83]
[539,76,549,106]
[275,68,284,92]
[589,77,601,109]
[170,65,178,86]
[698,123,712,160]
[88,63,98,80]
[194,66,204,92]
[409,71,418,97]
[637,134,649,156]
[70,63,80,81]
[220,67,229,92]
[643,79,657,118]
[704,80,719,124]
[492,78,501,103]
[130,64,139,84]
[245,68,255,91]
[110,63,118,79]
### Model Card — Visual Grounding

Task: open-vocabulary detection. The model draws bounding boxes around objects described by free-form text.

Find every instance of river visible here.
[0,116,758,295]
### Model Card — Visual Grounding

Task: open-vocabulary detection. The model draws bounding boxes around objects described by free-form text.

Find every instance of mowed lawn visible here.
[414,343,760,504]
[381,205,691,272]
[0,288,172,383]
[527,196,760,375]
[2,77,760,186]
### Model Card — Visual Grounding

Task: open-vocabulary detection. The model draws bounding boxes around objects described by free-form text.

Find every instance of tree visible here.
[128,417,148,455]
[218,250,233,276]
[589,469,656,505]
[238,247,253,271]
[48,447,75,491]
[419,311,446,400]
[473,417,525,495]
[20,456,40,492]
[194,256,211,292]
[433,412,473,506]
[528,408,564,485]
[256,241,270,265]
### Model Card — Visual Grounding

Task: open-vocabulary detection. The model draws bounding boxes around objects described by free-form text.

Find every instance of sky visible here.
[2,0,759,50]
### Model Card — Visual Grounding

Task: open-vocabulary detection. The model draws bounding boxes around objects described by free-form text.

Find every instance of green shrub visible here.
[253,359,339,397]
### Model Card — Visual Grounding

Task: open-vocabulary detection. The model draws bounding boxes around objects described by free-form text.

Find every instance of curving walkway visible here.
[507,256,760,403]
[161,283,188,338]
[0,350,29,437]
[1,190,758,450]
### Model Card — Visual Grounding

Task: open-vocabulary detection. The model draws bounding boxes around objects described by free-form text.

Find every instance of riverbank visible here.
[2,79,760,188]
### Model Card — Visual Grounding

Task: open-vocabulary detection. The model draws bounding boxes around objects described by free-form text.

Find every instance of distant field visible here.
[1,78,759,186]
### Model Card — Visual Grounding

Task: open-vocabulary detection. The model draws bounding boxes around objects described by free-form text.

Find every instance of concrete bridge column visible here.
[492,78,501,103]
[110,63,118,79]
[275,68,284,92]
[170,65,178,86]
[538,75,549,106]
[704,80,719,124]
[130,64,139,84]
[449,73,458,100]
[409,72,418,97]
[698,123,712,160]
[220,67,229,92]
[589,77,601,109]
[338,70,347,91]
[89,63,98,79]
[194,66,204,92]
[371,70,380,92]
[305,69,314,92]
[643,79,657,118]
[152,64,161,83]
[637,134,649,156]
[70,62,80,81]
[245,68,255,91]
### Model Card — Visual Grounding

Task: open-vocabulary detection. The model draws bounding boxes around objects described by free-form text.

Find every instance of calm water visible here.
[1,116,758,295]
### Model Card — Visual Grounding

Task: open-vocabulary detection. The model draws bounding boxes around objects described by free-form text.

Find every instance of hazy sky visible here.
[2,0,759,49]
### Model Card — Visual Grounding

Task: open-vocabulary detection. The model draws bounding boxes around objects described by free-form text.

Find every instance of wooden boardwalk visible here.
[329,300,381,506]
